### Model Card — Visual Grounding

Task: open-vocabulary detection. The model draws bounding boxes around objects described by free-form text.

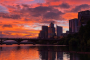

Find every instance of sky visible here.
[0,0,90,38]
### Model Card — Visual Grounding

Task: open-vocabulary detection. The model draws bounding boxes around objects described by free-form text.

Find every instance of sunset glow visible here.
[0,0,90,38]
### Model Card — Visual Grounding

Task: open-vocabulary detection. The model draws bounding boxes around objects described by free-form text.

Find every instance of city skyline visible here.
[0,0,90,38]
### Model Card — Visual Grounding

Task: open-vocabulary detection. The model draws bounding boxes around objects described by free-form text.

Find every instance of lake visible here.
[0,44,90,60]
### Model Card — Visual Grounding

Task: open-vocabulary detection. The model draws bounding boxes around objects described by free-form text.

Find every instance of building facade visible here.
[39,26,48,39]
[39,31,45,39]
[69,19,78,33]
[42,26,48,38]
[48,22,55,38]
[78,10,90,26]
[57,26,62,37]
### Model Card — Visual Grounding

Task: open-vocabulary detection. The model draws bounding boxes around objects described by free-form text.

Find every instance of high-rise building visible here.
[50,22,54,28]
[48,22,55,38]
[42,26,48,38]
[39,31,45,39]
[42,26,48,32]
[57,26,62,37]
[69,19,78,33]
[39,26,48,39]
[78,10,90,26]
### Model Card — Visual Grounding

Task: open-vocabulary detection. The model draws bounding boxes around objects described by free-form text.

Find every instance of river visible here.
[0,44,90,60]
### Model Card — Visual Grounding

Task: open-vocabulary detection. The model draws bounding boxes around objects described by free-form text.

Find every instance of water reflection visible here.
[0,45,90,60]
[0,47,2,51]
[70,53,79,60]
[39,46,64,60]
[38,46,70,60]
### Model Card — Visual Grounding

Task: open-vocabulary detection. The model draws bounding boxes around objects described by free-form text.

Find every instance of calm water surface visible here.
[0,44,90,60]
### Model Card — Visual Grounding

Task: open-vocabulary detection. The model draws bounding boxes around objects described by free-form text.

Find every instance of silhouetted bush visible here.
[87,39,90,46]
[69,38,78,47]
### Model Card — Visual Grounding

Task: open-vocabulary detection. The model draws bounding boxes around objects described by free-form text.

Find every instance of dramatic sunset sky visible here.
[0,0,90,38]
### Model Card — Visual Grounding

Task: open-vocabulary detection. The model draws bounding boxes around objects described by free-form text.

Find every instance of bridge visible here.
[0,38,62,45]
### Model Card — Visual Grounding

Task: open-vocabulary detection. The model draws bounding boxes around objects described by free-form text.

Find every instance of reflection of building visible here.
[39,47,56,60]
[70,53,79,60]
[39,50,48,60]
[57,26,62,37]
[69,19,78,33]
[56,52,63,60]
[78,10,90,26]
[48,50,56,60]
[39,26,48,39]
[39,47,66,60]
[48,22,55,38]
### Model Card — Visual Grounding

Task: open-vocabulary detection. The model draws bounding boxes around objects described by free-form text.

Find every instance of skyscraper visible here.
[50,22,54,28]
[39,31,45,39]
[42,26,48,38]
[78,10,90,26]
[69,19,78,33]
[57,26,62,37]
[39,26,48,39]
[48,22,55,38]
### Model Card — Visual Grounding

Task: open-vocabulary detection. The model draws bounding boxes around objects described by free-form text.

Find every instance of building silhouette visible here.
[66,31,69,34]
[69,10,90,34]
[69,19,78,33]
[50,22,54,28]
[57,26,62,37]
[39,31,44,39]
[39,26,48,39]
[42,26,48,38]
[78,10,90,27]
[48,22,55,38]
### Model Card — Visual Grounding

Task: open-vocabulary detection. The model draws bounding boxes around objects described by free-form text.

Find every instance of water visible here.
[0,44,90,60]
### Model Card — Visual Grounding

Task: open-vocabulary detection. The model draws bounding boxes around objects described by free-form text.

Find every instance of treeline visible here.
[58,21,90,48]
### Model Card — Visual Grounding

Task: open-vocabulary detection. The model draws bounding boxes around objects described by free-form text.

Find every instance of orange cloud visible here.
[62,13,78,20]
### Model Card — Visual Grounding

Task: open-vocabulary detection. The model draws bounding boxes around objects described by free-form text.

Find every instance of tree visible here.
[69,38,78,47]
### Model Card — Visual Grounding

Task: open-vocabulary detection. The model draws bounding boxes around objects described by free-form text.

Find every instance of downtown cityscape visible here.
[38,10,90,39]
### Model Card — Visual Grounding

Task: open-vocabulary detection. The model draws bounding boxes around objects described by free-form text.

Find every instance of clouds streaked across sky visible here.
[0,0,90,38]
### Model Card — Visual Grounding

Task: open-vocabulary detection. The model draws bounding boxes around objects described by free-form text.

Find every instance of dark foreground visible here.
[0,44,90,60]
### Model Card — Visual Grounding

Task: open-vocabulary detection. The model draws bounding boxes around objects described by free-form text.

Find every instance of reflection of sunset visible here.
[0,46,39,60]
[63,52,70,60]
[1,45,71,60]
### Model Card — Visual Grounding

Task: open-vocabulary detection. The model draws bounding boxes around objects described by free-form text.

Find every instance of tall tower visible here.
[48,22,55,38]
[57,26,62,37]
[69,19,78,33]
[50,22,54,28]
[42,26,48,38]
[78,10,90,26]
[39,26,48,39]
